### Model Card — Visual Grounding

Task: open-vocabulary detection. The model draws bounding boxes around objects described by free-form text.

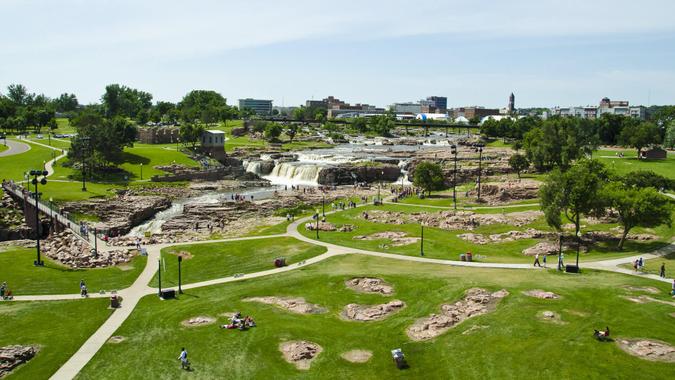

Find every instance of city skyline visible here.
[1,0,675,108]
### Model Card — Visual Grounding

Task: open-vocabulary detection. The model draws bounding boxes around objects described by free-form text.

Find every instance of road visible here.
[0,139,31,157]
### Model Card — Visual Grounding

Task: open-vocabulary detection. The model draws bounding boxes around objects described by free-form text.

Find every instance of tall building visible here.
[390,102,422,114]
[238,98,273,115]
[426,96,447,113]
[508,93,515,114]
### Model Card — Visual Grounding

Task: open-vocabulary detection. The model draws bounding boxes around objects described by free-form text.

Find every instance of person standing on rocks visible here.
[533,253,541,267]
[660,263,666,278]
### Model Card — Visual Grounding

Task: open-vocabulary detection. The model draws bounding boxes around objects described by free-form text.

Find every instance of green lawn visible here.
[0,139,55,181]
[0,143,8,153]
[53,117,76,134]
[595,148,675,179]
[297,204,672,264]
[619,251,675,276]
[150,237,327,287]
[119,143,200,180]
[79,254,675,379]
[39,180,121,204]
[0,247,146,295]
[0,299,112,379]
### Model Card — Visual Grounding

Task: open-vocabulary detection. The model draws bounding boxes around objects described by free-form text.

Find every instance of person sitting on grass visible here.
[594,326,610,340]
[244,315,256,328]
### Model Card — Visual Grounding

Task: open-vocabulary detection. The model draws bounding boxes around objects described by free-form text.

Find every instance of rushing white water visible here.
[264,162,325,186]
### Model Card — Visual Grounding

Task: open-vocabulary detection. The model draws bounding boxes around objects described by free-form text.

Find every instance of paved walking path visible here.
[3,197,669,379]
[0,139,31,157]
[384,200,539,210]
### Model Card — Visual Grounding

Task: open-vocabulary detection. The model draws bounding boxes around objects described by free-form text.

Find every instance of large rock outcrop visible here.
[0,345,38,377]
[317,164,401,186]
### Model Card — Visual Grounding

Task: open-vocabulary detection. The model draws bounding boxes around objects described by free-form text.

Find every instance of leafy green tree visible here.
[523,117,598,171]
[179,123,205,149]
[604,184,672,249]
[619,122,661,157]
[539,159,610,238]
[101,84,153,119]
[621,170,674,191]
[6,84,30,105]
[69,112,137,168]
[264,123,282,142]
[413,161,446,196]
[177,90,227,123]
[291,107,305,121]
[54,93,79,113]
[369,114,394,137]
[597,114,636,145]
[351,117,368,133]
[508,154,529,180]
[664,120,675,149]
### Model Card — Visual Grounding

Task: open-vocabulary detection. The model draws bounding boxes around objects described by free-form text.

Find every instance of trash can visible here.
[466,252,473,262]
[110,295,120,308]
[460,254,466,261]
[274,257,286,267]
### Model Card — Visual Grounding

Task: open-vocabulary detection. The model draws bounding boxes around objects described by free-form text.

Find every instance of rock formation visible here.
[279,341,323,370]
[342,300,405,321]
[245,297,327,314]
[345,278,394,295]
[0,345,37,377]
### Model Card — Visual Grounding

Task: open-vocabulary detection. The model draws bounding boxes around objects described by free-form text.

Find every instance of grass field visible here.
[0,299,112,379]
[150,237,327,287]
[0,143,8,153]
[79,254,675,379]
[595,148,675,179]
[297,203,673,264]
[0,247,146,295]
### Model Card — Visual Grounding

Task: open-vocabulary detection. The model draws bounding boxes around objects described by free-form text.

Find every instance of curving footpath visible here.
[0,139,31,157]
[1,201,667,379]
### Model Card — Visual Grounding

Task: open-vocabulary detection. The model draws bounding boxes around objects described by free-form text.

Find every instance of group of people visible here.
[632,257,645,272]
[230,193,254,202]
[0,282,12,300]
[220,312,256,330]
[532,253,548,267]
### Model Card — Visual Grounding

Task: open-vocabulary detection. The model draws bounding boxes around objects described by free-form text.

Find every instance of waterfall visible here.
[264,162,323,186]
[243,160,263,175]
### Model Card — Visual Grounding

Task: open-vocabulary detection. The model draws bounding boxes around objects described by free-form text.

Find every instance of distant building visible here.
[454,106,500,121]
[238,98,273,115]
[508,93,515,114]
[425,96,447,113]
[200,129,226,161]
[551,97,645,120]
[390,102,423,114]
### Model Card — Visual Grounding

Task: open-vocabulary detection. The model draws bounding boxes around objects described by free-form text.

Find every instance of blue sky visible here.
[1,0,674,108]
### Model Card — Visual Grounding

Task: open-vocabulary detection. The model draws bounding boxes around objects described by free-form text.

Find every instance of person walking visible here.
[638,257,644,271]
[179,348,189,370]
[533,253,541,267]
[660,263,666,278]
[542,254,547,268]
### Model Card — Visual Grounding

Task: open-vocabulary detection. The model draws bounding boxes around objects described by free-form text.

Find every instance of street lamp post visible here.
[451,144,458,210]
[315,210,320,239]
[420,224,424,256]
[158,259,162,297]
[476,145,483,201]
[178,255,183,294]
[576,230,581,269]
[93,227,98,257]
[29,169,48,266]
[140,163,143,180]
[81,136,90,191]
[322,194,325,217]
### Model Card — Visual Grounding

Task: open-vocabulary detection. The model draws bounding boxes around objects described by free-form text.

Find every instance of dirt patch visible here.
[353,231,419,247]
[174,251,193,260]
[108,336,126,344]
[0,345,38,377]
[406,288,509,341]
[345,277,394,295]
[279,340,323,370]
[341,349,373,363]
[342,300,405,321]
[537,310,566,324]
[245,297,327,314]
[616,339,675,362]
[623,286,660,294]
[459,229,552,245]
[564,309,589,317]
[181,316,216,327]
[623,295,651,304]
[523,290,561,300]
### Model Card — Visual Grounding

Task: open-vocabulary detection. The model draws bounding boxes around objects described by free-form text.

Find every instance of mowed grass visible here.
[79,254,675,379]
[0,299,112,379]
[297,203,672,264]
[39,180,121,204]
[595,148,675,179]
[0,139,54,181]
[619,251,675,276]
[0,247,146,295]
[150,237,327,287]
[0,143,8,153]
[119,143,200,180]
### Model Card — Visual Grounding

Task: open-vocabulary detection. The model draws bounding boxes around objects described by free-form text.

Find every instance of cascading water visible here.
[264,162,323,186]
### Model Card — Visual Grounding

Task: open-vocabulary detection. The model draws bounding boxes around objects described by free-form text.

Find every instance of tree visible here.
[177,90,227,124]
[619,122,661,157]
[101,84,153,119]
[508,154,529,180]
[264,123,282,142]
[291,107,305,121]
[621,170,674,191]
[413,161,446,196]
[179,123,205,149]
[664,120,675,149]
[539,159,610,240]
[69,112,137,169]
[286,124,298,142]
[369,114,394,137]
[54,93,79,113]
[597,114,635,145]
[351,117,368,133]
[604,184,672,249]
[6,84,30,105]
[523,117,598,171]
